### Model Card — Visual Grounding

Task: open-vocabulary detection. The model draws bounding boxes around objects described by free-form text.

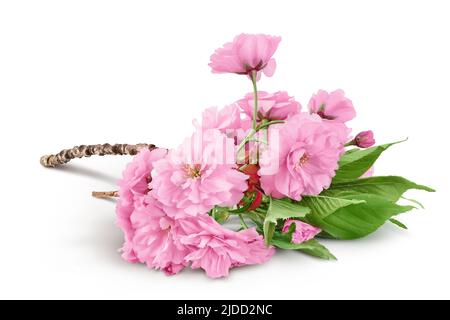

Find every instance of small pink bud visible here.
[355,130,375,148]
[282,219,321,244]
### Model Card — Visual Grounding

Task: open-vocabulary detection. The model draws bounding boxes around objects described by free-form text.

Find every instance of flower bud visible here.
[354,130,375,148]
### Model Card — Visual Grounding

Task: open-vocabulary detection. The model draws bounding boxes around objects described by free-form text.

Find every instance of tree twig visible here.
[40,143,156,167]
[92,190,119,198]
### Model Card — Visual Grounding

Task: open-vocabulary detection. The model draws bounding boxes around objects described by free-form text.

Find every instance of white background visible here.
[0,0,448,299]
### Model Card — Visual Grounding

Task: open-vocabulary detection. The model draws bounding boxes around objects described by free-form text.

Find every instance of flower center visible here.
[185,164,202,179]
[316,103,336,120]
[298,153,309,167]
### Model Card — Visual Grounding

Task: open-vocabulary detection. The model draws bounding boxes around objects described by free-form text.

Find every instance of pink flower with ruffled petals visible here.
[209,33,281,80]
[195,104,251,142]
[282,219,321,244]
[237,91,301,121]
[126,196,274,278]
[308,89,356,123]
[130,195,190,275]
[116,148,167,262]
[196,105,252,147]
[151,130,248,217]
[177,214,275,278]
[259,113,344,200]
[200,104,243,132]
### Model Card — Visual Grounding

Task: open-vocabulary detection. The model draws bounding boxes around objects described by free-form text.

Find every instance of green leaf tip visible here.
[389,218,408,230]
[401,196,426,209]
[327,176,435,204]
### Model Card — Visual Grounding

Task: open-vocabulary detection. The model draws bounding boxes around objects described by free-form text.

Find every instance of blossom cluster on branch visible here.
[116,34,433,278]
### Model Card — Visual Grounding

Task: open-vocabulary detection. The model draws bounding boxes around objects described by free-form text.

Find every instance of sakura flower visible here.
[151,130,248,217]
[177,214,275,278]
[282,219,321,244]
[130,195,190,275]
[116,148,167,262]
[194,104,251,142]
[259,113,344,200]
[124,193,274,278]
[199,104,243,132]
[237,91,301,121]
[209,33,281,80]
[308,89,356,123]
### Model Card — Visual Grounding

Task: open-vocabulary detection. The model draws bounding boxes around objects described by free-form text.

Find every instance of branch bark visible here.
[40,143,156,167]
[92,190,119,198]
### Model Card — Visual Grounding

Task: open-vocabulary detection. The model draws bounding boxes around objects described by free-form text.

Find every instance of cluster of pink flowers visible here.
[116,33,375,278]
[117,147,274,278]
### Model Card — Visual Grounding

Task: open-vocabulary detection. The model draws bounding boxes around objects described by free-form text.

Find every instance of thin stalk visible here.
[238,213,249,229]
[237,120,284,153]
[251,71,258,131]
[344,140,355,147]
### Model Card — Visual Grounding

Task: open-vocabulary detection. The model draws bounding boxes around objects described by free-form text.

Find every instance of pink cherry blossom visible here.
[259,113,344,200]
[355,130,375,148]
[130,195,190,275]
[194,104,251,143]
[282,219,321,244]
[199,104,243,132]
[122,191,275,278]
[151,129,248,217]
[178,214,275,278]
[209,33,281,80]
[308,89,356,123]
[116,148,167,262]
[237,91,301,121]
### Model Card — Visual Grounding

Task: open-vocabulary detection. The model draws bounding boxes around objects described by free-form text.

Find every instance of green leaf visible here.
[326,176,435,203]
[333,140,405,182]
[272,238,337,260]
[303,194,415,239]
[263,197,310,245]
[300,195,366,219]
[389,218,408,229]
